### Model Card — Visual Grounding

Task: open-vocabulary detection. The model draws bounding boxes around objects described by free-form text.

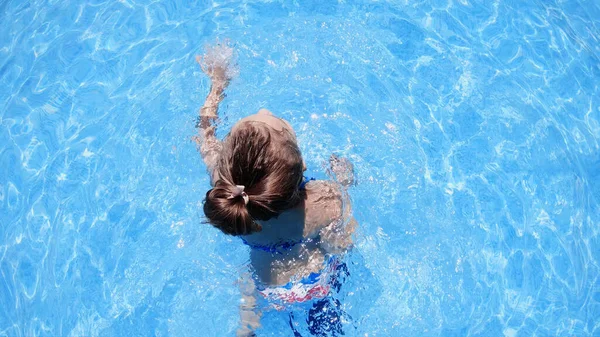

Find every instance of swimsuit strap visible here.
[241,237,310,254]
[299,176,316,190]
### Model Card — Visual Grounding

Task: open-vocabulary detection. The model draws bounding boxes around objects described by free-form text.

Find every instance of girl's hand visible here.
[196,40,238,87]
[329,154,355,187]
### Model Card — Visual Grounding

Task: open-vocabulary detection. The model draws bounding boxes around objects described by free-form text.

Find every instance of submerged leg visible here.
[330,262,350,293]
[307,298,345,336]
[288,312,304,337]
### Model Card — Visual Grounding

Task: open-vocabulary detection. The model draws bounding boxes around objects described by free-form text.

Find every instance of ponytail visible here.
[203,181,262,235]
[203,122,304,235]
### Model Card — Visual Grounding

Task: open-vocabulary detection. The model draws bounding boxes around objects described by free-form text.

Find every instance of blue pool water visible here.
[1,0,600,336]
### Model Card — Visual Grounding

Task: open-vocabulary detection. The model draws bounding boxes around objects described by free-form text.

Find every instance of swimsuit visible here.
[243,176,339,307]
[240,237,311,254]
[255,256,340,309]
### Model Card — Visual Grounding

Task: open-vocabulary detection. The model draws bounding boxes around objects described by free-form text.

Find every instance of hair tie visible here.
[227,185,249,205]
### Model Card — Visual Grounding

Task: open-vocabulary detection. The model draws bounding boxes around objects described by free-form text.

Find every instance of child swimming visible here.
[194,42,356,336]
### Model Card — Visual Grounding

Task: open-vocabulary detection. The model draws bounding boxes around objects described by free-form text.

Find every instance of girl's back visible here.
[243,180,345,286]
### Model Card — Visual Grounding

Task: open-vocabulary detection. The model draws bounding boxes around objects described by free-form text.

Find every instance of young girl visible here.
[194,43,356,336]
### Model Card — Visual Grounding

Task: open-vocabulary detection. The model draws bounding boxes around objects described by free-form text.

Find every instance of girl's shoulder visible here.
[302,180,343,237]
[304,179,342,201]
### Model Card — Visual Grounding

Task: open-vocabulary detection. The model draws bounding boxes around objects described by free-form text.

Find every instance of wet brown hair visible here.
[203,122,305,235]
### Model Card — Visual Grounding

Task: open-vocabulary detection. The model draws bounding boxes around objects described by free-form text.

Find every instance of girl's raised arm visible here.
[194,42,237,184]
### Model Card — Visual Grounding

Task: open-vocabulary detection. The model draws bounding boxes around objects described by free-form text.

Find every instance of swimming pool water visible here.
[1,0,600,336]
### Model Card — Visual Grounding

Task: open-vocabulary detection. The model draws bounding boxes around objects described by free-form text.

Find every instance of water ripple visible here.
[1,0,599,336]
